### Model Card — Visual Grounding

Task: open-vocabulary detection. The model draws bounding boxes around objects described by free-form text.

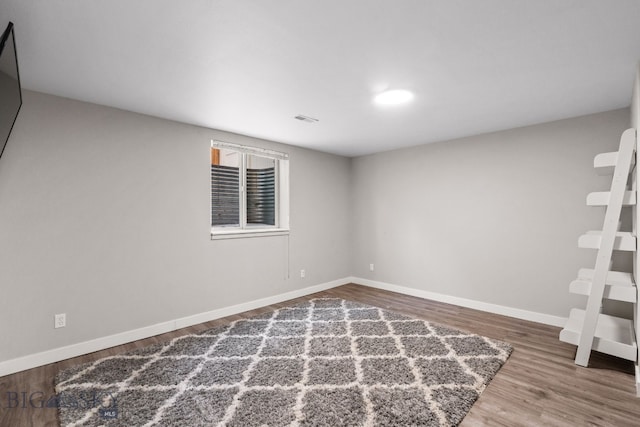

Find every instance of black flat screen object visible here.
[0,22,22,160]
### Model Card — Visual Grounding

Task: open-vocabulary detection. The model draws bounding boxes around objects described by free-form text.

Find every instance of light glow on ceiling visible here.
[374,89,414,106]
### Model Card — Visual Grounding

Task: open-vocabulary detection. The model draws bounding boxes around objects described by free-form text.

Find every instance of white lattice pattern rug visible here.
[55,298,512,426]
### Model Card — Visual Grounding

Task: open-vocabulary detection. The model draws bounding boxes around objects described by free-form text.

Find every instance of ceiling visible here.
[2,1,640,157]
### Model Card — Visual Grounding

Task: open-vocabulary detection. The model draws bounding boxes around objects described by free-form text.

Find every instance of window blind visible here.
[246,167,276,225]
[211,165,240,226]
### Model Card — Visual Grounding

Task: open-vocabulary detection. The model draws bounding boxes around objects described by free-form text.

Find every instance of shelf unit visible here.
[559,128,639,397]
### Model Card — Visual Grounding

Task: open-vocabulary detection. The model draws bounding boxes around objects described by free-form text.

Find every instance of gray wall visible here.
[0,90,352,362]
[0,89,632,365]
[351,109,631,318]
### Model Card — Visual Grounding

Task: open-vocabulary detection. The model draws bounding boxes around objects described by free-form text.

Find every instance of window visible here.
[211,140,289,238]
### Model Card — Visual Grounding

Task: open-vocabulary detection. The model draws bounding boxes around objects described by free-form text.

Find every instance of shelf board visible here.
[560,309,637,362]
[586,191,636,207]
[578,231,636,251]
[594,151,636,175]
[570,280,637,302]
[577,268,635,286]
[594,151,618,168]
[570,268,636,302]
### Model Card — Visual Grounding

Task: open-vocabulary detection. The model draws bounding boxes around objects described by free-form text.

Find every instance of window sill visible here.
[210,228,290,240]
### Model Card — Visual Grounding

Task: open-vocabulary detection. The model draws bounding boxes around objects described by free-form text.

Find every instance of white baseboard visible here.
[0,277,349,378]
[350,277,567,327]
[0,276,571,377]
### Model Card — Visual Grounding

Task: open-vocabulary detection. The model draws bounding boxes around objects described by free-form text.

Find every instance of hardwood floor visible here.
[0,284,637,426]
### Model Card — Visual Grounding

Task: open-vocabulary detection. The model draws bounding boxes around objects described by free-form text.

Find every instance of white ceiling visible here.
[2,0,640,157]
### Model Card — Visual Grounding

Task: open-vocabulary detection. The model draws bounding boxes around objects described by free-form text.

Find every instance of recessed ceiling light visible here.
[374,89,414,106]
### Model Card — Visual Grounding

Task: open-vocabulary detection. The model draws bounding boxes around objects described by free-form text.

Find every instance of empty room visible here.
[0,1,639,426]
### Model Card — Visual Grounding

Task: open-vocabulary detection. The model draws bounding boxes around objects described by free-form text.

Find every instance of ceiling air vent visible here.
[294,115,318,123]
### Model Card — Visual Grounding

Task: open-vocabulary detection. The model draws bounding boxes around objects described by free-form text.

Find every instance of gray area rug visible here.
[55,298,512,426]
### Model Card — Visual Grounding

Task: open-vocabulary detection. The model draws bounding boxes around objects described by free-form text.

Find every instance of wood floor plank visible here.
[0,283,637,426]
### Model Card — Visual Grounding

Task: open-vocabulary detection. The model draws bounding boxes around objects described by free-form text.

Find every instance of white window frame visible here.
[211,140,289,239]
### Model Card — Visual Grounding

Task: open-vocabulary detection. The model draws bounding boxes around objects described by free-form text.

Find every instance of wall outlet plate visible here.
[54,313,66,329]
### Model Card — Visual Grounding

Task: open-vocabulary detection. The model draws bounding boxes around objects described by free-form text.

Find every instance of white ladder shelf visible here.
[559,128,639,397]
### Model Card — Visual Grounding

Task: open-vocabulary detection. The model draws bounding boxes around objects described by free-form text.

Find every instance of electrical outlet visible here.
[54,313,66,329]
[300,269,306,278]
[369,263,375,272]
